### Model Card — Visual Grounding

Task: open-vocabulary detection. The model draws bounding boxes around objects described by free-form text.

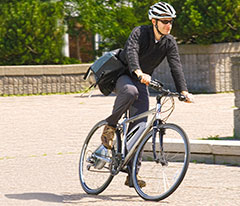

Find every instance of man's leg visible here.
[128,78,149,130]
[125,78,149,188]
[106,75,139,126]
[102,75,139,149]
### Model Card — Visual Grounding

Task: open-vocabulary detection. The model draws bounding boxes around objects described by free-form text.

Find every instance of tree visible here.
[0,0,79,65]
[170,0,240,44]
[65,0,240,53]
[65,0,154,53]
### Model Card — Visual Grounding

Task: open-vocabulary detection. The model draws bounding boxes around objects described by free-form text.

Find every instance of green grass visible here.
[0,87,95,97]
[0,91,83,97]
[199,135,240,140]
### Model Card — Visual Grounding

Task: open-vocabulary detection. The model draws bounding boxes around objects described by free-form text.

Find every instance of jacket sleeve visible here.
[166,39,188,92]
[124,27,142,74]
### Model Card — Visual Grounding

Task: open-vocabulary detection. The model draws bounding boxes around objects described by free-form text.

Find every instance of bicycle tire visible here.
[79,120,120,195]
[132,123,190,201]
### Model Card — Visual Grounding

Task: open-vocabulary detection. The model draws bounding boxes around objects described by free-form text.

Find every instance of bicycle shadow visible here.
[5,192,169,204]
[5,193,64,203]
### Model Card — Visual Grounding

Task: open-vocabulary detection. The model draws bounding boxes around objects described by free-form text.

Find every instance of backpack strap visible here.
[80,82,97,97]
[81,66,96,97]
[83,67,92,80]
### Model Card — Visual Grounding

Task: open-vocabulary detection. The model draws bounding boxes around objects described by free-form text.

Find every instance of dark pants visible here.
[106,75,149,177]
[106,75,149,130]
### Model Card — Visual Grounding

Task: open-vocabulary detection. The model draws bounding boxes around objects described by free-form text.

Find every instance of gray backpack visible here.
[84,49,126,96]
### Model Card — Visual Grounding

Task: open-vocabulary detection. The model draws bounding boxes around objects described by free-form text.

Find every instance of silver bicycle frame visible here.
[119,102,162,167]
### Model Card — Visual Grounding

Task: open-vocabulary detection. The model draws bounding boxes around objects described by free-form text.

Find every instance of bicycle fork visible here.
[152,120,168,166]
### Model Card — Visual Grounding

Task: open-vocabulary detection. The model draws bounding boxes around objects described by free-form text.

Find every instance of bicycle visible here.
[79,79,190,201]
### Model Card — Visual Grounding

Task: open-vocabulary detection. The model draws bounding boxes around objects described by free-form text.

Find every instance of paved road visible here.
[1,91,239,205]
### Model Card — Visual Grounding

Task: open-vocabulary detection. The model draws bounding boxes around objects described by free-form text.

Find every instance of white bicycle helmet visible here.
[148,2,176,20]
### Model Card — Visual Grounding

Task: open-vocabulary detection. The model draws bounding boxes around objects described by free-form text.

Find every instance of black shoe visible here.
[124,175,146,188]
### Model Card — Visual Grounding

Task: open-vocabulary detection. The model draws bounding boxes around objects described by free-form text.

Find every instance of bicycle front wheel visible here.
[79,120,119,195]
[132,123,190,201]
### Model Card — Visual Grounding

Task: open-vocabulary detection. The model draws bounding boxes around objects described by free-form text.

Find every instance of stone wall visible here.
[0,64,94,95]
[152,42,240,93]
[1,42,240,96]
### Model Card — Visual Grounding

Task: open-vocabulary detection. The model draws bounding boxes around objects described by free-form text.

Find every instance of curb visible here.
[145,139,240,165]
[189,139,240,165]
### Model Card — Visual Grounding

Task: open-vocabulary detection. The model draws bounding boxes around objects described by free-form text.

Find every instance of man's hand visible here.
[181,91,194,103]
[134,69,151,85]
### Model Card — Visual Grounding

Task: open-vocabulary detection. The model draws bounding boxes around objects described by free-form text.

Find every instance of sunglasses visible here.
[159,19,174,24]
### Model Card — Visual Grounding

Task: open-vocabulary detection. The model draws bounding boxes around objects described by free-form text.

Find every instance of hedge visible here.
[170,0,240,44]
[66,0,240,52]
[0,0,79,65]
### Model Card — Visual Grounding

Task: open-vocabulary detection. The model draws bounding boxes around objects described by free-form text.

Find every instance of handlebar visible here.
[149,80,186,102]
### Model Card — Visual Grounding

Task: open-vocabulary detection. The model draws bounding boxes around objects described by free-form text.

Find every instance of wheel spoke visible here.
[132,123,190,201]
[79,121,117,194]
[162,168,170,192]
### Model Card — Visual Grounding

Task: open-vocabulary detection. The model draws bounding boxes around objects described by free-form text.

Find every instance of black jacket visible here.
[119,25,188,92]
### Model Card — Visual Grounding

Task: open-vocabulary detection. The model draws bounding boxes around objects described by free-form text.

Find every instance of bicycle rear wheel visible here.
[79,120,119,195]
[132,123,190,201]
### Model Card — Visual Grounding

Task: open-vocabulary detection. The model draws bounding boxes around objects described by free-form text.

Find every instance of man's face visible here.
[152,18,173,35]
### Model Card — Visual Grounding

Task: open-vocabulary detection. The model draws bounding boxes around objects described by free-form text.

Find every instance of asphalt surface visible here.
[0,91,239,205]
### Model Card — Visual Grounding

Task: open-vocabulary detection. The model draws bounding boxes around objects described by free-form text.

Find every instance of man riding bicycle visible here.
[100,1,194,187]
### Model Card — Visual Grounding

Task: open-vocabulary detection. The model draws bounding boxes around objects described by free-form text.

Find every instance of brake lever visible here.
[153,79,164,87]
[149,80,162,91]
